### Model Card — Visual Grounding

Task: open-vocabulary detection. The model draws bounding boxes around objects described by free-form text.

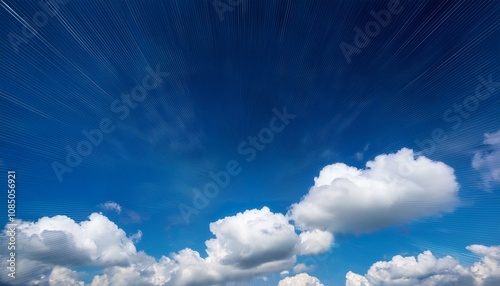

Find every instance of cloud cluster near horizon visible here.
[345,245,500,286]
[0,148,475,285]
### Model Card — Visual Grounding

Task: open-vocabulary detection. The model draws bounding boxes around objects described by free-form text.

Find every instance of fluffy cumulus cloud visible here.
[346,245,500,286]
[467,245,500,285]
[0,148,470,285]
[297,229,334,256]
[12,212,137,266]
[0,213,142,285]
[1,207,318,286]
[155,207,302,285]
[278,273,324,286]
[205,207,299,269]
[289,148,460,234]
[473,130,500,186]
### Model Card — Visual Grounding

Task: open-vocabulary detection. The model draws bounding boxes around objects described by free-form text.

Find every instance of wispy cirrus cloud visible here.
[99,201,122,214]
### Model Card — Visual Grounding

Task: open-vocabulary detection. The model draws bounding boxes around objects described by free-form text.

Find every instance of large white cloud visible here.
[278,273,324,286]
[0,213,143,285]
[289,148,460,234]
[168,207,301,285]
[346,245,500,286]
[12,212,138,266]
[473,130,500,187]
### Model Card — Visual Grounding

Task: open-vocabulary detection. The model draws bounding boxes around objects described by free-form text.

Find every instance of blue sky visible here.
[1,0,500,285]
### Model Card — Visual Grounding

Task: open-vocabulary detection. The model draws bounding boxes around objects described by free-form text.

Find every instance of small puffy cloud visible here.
[297,229,334,255]
[355,144,370,161]
[289,148,459,234]
[484,130,500,145]
[130,230,143,243]
[472,130,500,186]
[278,273,324,286]
[293,263,314,273]
[346,245,500,286]
[99,201,122,214]
[280,270,290,276]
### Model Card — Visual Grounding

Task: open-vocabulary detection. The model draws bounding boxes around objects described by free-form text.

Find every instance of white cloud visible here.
[346,271,369,286]
[355,144,370,161]
[0,213,148,285]
[297,229,334,255]
[346,245,500,286]
[49,266,84,286]
[12,213,137,267]
[130,230,143,243]
[484,131,500,145]
[473,130,500,186]
[89,252,176,286]
[0,146,470,286]
[99,201,122,214]
[289,148,459,234]
[166,207,300,285]
[293,263,314,273]
[467,245,500,285]
[278,273,324,286]
[2,208,306,286]
[205,207,299,269]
